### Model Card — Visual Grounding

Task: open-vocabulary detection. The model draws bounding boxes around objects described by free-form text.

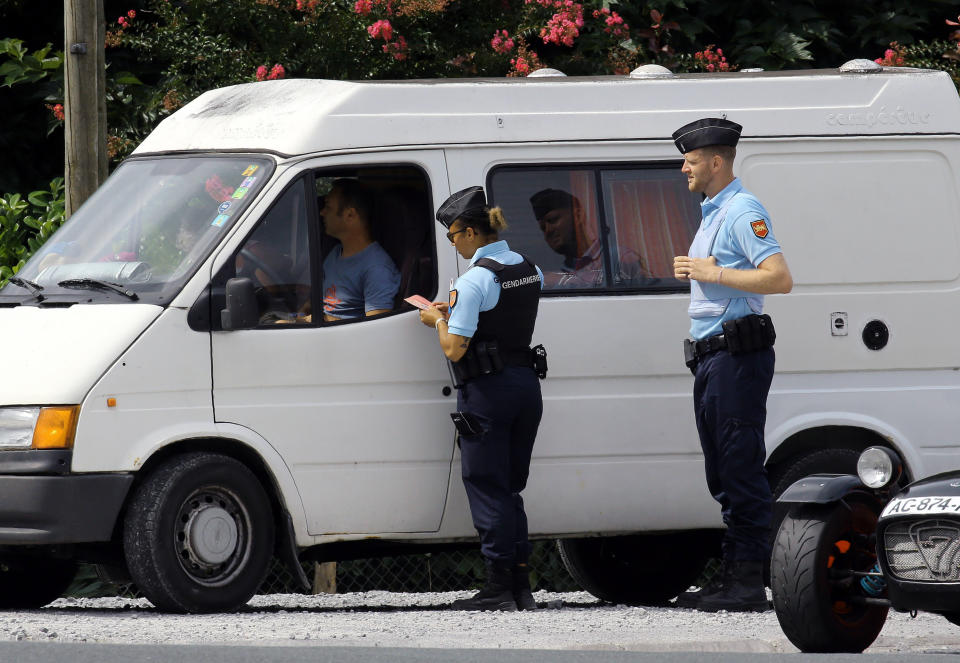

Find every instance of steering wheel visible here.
[238,247,287,288]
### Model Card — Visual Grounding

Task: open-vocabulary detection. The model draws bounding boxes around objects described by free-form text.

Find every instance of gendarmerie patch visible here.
[751,219,769,238]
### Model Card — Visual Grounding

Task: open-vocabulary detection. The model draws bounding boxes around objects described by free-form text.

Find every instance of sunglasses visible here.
[446,228,467,243]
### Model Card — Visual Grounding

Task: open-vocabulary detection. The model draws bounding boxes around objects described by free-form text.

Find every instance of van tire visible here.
[122,452,274,613]
[0,557,77,608]
[771,501,887,652]
[557,531,720,605]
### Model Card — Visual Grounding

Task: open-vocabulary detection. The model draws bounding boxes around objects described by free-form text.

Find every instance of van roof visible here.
[133,68,960,158]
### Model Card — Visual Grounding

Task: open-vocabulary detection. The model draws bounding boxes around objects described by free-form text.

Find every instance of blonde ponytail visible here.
[488,207,509,233]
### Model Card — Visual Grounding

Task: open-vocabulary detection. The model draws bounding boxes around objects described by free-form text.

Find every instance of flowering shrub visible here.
[536,1,585,48]
[45,103,64,122]
[508,42,543,77]
[875,44,906,66]
[491,30,515,55]
[691,46,733,72]
[255,64,287,81]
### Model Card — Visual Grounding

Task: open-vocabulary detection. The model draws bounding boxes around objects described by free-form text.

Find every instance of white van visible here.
[2,61,959,613]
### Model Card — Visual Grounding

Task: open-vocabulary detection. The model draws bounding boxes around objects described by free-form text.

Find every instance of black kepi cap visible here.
[436,186,486,228]
[529,188,574,220]
[672,117,742,154]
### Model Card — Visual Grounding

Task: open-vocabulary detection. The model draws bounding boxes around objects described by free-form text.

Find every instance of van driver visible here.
[318,179,400,321]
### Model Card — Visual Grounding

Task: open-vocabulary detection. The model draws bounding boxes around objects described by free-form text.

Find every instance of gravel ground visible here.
[0,591,955,654]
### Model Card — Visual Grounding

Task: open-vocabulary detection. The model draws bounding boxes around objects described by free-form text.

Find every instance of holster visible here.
[721,313,776,355]
[532,344,548,379]
[683,339,697,374]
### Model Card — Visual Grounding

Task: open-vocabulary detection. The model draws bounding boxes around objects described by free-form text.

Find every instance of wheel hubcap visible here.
[187,505,238,565]
[175,487,251,585]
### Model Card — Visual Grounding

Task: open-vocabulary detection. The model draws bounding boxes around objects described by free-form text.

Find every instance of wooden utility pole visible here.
[64,0,107,218]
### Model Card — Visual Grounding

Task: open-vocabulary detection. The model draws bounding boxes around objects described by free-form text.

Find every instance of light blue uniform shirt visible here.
[688,178,782,340]
[447,240,544,338]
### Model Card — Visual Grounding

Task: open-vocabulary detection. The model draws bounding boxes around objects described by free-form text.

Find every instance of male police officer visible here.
[672,118,793,612]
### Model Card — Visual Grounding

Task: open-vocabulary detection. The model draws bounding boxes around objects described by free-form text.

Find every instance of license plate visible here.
[881,495,960,518]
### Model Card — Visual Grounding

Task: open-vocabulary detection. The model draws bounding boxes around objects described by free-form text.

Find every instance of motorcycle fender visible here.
[777,474,867,504]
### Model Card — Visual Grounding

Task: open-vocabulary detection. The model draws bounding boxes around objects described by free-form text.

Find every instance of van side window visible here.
[315,166,436,322]
[233,178,313,324]
[488,164,699,294]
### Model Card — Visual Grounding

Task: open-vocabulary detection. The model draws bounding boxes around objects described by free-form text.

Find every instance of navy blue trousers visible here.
[458,366,542,565]
[693,348,775,562]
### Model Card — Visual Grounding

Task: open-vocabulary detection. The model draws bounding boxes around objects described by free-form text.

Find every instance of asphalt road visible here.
[1,643,959,663]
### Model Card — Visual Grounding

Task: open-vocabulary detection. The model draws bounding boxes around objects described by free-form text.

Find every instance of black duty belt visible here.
[683,313,776,374]
[692,333,727,359]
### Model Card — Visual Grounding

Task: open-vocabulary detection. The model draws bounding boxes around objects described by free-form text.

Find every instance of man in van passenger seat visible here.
[529,188,649,287]
[672,118,793,613]
[318,178,401,320]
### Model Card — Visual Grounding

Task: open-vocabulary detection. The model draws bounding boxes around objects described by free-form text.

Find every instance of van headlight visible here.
[857,446,903,489]
[0,406,79,450]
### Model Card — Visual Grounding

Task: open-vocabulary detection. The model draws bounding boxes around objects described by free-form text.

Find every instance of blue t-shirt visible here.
[447,240,544,338]
[688,178,782,339]
[322,242,400,319]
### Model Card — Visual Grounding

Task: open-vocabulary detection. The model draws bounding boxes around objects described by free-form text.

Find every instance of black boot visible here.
[696,560,769,612]
[452,561,518,611]
[513,564,537,611]
[674,561,725,609]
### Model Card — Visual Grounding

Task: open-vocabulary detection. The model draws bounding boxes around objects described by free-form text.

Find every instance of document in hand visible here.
[404,294,434,310]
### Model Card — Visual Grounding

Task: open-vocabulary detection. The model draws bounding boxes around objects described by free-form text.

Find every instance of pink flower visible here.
[117,16,128,27]
[268,64,285,80]
[490,29,515,54]
[511,56,530,76]
[255,65,268,81]
[46,103,64,121]
[539,3,584,47]
[127,9,136,19]
[382,35,408,61]
[367,19,393,42]
[354,0,373,13]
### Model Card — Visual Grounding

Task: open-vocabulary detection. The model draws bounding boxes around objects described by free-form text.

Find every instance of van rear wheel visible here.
[0,556,77,608]
[123,452,274,613]
[558,531,721,605]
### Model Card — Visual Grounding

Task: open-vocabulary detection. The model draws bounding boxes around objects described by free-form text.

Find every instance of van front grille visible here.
[884,519,960,582]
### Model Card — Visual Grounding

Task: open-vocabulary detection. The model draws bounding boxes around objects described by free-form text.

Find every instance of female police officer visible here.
[419,186,544,612]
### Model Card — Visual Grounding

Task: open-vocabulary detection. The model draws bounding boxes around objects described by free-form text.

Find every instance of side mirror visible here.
[220,277,258,330]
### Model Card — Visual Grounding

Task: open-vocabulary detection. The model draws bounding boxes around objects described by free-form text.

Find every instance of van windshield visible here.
[1,155,274,306]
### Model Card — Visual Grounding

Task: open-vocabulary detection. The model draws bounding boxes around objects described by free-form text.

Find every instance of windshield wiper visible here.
[57,278,139,301]
[7,276,45,301]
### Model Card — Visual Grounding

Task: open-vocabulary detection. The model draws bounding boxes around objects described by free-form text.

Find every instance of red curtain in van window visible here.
[607,177,700,278]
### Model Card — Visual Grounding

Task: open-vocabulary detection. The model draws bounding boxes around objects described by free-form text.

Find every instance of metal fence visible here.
[66,540,580,598]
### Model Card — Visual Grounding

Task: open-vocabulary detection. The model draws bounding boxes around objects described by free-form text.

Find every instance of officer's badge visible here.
[751,219,769,238]
[449,289,458,310]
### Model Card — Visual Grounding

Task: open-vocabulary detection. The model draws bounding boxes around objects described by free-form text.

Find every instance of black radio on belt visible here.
[684,314,776,373]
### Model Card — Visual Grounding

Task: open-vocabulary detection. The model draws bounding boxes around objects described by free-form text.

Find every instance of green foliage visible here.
[0,178,65,287]
[0,38,62,87]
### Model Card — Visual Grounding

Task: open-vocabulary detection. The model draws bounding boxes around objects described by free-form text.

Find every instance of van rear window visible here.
[488,164,700,294]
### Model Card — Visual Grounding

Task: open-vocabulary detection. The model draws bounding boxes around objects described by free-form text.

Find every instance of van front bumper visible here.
[0,450,133,544]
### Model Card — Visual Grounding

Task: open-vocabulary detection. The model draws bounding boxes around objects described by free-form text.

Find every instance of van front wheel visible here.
[558,531,721,605]
[123,452,275,613]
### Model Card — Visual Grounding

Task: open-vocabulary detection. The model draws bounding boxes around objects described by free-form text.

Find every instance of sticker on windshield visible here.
[242,164,259,176]
[218,201,232,214]
[211,214,230,227]
[241,176,257,188]
[231,186,249,200]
